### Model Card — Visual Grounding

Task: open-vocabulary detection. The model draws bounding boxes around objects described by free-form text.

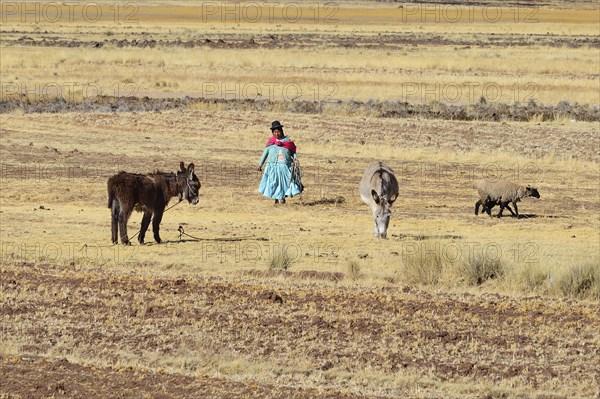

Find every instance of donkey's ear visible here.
[180,161,185,172]
[389,192,398,204]
[371,190,380,204]
[188,163,195,174]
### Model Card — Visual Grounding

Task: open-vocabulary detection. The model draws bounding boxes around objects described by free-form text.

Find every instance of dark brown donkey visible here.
[107,162,200,245]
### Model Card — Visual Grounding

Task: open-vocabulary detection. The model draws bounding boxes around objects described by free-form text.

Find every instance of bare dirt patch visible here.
[1,354,379,399]
[2,262,599,398]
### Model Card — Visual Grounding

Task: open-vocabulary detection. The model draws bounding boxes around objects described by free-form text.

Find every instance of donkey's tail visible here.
[107,186,115,208]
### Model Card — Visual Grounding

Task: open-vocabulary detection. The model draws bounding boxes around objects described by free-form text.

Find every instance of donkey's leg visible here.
[152,209,164,244]
[111,200,120,244]
[139,211,152,244]
[119,206,133,245]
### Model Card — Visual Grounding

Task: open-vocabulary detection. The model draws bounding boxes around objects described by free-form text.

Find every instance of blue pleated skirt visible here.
[258,163,302,200]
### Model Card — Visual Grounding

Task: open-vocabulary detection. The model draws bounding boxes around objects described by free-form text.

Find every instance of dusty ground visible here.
[2,261,600,399]
[1,1,599,398]
[1,108,599,398]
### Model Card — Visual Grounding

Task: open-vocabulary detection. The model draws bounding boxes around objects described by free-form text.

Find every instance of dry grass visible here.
[556,262,600,300]
[1,2,599,398]
[1,2,598,32]
[0,109,597,296]
[267,245,295,270]
[2,258,599,398]
[1,111,598,399]
[1,2,599,106]
[2,45,598,105]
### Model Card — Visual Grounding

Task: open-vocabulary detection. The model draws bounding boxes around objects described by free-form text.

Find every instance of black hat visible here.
[270,120,284,131]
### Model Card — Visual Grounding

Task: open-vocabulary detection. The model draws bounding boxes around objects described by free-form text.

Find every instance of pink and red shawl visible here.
[266,136,296,154]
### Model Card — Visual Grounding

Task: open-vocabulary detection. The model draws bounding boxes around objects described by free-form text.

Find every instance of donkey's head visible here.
[178,162,201,205]
[371,189,397,239]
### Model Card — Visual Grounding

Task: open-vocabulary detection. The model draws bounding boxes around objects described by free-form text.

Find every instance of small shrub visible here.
[383,275,398,284]
[528,113,545,124]
[429,100,442,114]
[520,266,551,294]
[347,260,361,281]
[461,255,505,286]
[527,98,538,108]
[552,112,570,124]
[402,251,443,286]
[557,263,599,300]
[268,246,294,271]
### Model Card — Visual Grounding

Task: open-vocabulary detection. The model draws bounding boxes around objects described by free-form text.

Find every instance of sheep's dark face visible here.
[527,187,540,198]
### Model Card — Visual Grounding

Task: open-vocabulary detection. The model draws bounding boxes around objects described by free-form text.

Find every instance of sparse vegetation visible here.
[347,259,362,280]
[518,265,552,295]
[557,262,600,300]
[461,255,506,286]
[402,247,444,286]
[268,246,294,271]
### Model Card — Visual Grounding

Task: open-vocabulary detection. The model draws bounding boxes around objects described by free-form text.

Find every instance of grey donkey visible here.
[359,161,399,239]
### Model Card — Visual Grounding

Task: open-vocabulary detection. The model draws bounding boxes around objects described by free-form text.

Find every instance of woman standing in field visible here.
[257,120,303,204]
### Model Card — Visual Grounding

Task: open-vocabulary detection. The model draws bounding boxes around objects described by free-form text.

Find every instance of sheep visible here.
[474,179,540,218]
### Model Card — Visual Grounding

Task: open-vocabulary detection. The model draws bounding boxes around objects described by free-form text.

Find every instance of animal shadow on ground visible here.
[301,196,346,206]
[143,236,270,245]
[493,213,564,219]
[501,213,538,219]
[391,234,463,241]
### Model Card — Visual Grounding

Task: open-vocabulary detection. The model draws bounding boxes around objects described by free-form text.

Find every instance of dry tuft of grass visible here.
[401,246,444,286]
[556,262,600,300]
[518,265,553,295]
[268,246,295,271]
[346,259,362,281]
[461,255,506,286]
